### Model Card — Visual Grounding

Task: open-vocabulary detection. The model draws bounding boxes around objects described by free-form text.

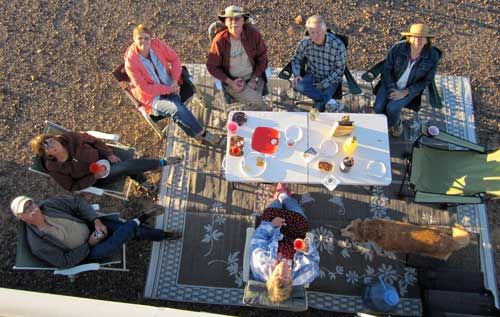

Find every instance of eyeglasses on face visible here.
[22,200,36,214]
[226,16,243,22]
[42,138,57,149]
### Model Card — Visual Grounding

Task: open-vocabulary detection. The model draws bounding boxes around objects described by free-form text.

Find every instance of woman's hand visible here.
[107,154,121,163]
[389,89,409,100]
[271,217,286,228]
[170,81,180,94]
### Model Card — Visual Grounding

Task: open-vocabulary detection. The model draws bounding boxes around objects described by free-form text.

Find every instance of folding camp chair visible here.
[278,29,362,103]
[208,20,272,114]
[398,124,500,206]
[361,41,443,111]
[29,121,134,200]
[241,218,311,312]
[14,209,128,282]
[112,63,205,139]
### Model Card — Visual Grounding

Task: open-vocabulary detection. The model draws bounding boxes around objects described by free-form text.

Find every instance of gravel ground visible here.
[0,1,498,315]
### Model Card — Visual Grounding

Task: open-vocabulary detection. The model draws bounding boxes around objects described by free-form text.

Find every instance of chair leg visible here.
[398,157,411,198]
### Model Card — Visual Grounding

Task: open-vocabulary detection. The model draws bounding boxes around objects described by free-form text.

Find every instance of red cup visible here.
[294,238,306,251]
[227,122,239,135]
[89,162,103,174]
[230,146,241,156]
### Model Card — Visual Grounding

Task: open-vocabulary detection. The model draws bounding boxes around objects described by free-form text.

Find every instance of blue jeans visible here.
[294,73,339,112]
[374,85,414,127]
[87,219,164,261]
[153,94,203,137]
[268,197,307,219]
[95,158,160,186]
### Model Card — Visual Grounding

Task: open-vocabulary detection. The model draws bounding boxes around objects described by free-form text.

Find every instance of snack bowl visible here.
[240,152,267,177]
[316,158,334,173]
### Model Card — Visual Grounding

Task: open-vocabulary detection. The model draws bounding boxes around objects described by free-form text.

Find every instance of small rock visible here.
[358,26,365,33]
[294,15,303,25]
[30,75,36,81]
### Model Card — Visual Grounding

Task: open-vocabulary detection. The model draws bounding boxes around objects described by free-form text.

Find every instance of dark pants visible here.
[95,158,160,186]
[294,73,340,112]
[86,219,164,261]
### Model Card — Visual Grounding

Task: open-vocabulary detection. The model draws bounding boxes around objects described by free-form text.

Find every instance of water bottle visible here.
[362,277,399,312]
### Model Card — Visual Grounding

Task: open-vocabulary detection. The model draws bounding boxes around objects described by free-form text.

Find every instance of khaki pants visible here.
[224,80,268,111]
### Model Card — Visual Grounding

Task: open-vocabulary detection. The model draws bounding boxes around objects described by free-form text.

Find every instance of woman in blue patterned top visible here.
[249,183,320,303]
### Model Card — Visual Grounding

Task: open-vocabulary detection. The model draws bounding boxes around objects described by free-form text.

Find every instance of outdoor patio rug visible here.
[144,66,484,316]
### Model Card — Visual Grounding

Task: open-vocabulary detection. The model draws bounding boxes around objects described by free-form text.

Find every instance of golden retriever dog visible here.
[341,218,470,260]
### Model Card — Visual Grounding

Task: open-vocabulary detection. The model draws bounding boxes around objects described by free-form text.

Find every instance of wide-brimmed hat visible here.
[10,195,33,217]
[401,24,435,38]
[218,5,249,22]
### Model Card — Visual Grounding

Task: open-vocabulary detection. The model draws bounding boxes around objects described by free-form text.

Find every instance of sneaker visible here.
[161,156,183,166]
[273,183,292,200]
[392,120,403,137]
[164,230,182,240]
[203,130,221,145]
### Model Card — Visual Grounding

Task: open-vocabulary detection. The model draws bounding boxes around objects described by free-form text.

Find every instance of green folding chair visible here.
[399,124,500,205]
[278,29,362,100]
[14,211,128,282]
[29,121,134,200]
[361,41,443,110]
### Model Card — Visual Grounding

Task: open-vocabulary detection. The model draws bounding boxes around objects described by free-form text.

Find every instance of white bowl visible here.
[319,139,339,157]
[240,153,267,177]
[97,159,111,178]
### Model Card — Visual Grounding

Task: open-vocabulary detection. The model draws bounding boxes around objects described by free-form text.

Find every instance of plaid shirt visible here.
[291,32,346,88]
[249,221,320,286]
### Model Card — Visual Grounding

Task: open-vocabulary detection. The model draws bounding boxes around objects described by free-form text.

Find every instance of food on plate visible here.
[318,161,333,172]
[256,157,265,167]
[230,146,243,156]
[230,135,244,148]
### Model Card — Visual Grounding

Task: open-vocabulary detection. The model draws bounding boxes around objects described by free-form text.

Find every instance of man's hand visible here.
[107,154,121,163]
[248,77,258,90]
[271,217,286,228]
[227,78,245,93]
[88,231,105,246]
[292,76,302,88]
[389,89,409,100]
[94,218,108,235]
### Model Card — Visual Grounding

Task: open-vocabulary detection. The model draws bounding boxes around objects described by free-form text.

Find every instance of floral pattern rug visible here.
[144,66,482,316]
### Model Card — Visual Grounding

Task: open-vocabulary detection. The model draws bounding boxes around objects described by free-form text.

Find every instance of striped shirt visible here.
[250,221,320,286]
[291,32,346,88]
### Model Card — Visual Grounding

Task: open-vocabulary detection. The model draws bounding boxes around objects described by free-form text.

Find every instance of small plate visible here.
[240,153,267,177]
[366,161,387,178]
[97,159,111,178]
[319,139,339,157]
[285,125,303,143]
[316,158,335,173]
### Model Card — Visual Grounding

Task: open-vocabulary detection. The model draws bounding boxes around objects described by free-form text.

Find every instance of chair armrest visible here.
[85,131,120,142]
[79,187,105,196]
[265,67,272,79]
[54,263,100,276]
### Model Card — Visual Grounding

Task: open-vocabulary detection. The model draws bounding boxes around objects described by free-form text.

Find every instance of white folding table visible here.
[224,111,392,186]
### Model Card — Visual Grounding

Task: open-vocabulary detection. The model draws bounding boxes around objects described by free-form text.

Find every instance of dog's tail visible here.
[452,226,470,251]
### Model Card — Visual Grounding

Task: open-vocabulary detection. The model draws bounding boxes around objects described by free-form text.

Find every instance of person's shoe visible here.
[203,130,221,145]
[192,133,204,144]
[161,156,183,166]
[164,230,182,240]
[391,120,403,137]
[273,182,292,199]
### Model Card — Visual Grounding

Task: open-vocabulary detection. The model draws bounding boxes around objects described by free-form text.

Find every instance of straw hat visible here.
[401,24,435,38]
[218,5,249,22]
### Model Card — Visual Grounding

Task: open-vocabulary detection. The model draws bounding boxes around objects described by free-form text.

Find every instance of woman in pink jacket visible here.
[124,24,219,145]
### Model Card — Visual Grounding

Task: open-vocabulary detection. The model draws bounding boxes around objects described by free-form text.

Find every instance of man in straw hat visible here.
[10,194,181,268]
[291,15,346,112]
[374,23,440,137]
[207,5,269,110]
